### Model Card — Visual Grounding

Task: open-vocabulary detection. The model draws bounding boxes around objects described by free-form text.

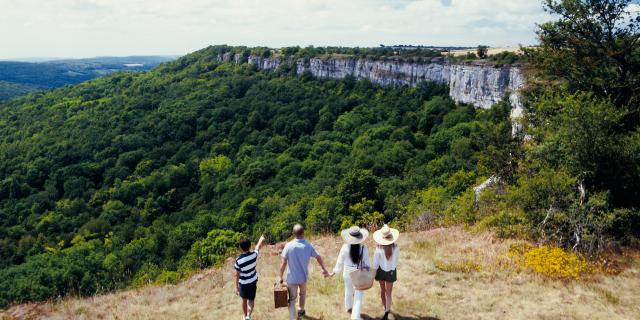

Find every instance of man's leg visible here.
[287,284,299,320]
[298,283,307,313]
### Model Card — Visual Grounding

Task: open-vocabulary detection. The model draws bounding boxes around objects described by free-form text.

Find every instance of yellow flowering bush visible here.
[508,244,594,279]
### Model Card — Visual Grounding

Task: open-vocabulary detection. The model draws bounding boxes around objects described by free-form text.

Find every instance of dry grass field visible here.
[2,227,639,320]
[448,47,524,57]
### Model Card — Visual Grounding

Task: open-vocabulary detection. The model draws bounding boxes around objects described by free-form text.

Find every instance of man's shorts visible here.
[239,281,257,300]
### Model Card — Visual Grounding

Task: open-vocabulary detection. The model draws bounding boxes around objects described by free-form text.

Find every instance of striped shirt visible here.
[234,250,259,285]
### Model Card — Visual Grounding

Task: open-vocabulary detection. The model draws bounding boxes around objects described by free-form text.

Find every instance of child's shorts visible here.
[239,281,257,300]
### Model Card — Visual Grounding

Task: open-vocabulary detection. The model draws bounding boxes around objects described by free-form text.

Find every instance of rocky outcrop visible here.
[217,53,524,113]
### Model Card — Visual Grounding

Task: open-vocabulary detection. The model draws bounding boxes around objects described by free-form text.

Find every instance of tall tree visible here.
[531,0,640,110]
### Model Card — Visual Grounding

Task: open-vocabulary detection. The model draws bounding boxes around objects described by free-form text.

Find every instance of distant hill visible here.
[0,81,40,101]
[0,56,178,100]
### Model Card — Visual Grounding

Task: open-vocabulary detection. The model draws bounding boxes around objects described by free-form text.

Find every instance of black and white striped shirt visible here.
[234,250,259,285]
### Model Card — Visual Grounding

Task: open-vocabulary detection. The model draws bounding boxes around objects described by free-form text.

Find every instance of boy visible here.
[234,234,266,320]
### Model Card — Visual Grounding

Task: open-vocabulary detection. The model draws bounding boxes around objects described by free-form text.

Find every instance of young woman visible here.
[373,224,400,320]
[332,226,370,320]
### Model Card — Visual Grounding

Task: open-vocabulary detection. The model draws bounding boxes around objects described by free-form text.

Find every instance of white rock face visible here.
[295,58,452,87]
[216,55,525,113]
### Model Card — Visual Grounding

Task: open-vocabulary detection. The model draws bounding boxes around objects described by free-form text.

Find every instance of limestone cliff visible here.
[218,53,524,113]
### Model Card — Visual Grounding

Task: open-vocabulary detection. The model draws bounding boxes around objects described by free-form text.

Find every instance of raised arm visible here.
[255,234,266,252]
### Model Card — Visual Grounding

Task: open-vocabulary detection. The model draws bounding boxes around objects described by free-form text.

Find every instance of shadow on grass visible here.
[392,315,441,320]
[301,312,440,320]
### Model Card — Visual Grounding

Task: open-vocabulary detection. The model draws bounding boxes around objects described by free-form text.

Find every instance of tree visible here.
[477,45,489,59]
[530,0,640,109]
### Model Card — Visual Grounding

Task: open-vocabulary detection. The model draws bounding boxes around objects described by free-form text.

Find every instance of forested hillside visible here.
[0,81,39,101]
[1,0,639,311]
[0,46,513,308]
[0,56,176,101]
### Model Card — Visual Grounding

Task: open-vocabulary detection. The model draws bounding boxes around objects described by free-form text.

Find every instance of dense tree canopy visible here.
[0,46,513,307]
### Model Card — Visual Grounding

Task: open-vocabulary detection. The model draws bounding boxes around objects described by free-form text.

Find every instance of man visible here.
[279,224,332,320]
[234,234,266,320]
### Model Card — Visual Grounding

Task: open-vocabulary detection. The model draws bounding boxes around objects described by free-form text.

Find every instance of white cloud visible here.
[0,0,549,59]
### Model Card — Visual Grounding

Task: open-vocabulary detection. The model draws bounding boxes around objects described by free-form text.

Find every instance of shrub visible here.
[508,244,594,279]
[155,270,181,284]
[475,208,531,238]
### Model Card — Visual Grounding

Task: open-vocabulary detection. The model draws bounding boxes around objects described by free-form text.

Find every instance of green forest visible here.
[0,45,515,307]
[0,0,639,309]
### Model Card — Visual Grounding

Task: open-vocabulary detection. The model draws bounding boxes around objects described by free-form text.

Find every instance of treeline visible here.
[0,47,513,307]
[215,45,444,60]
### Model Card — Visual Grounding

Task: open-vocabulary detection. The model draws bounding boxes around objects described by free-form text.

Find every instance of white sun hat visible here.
[373,224,400,245]
[340,226,369,245]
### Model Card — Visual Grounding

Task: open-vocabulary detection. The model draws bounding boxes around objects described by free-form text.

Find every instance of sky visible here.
[0,0,550,59]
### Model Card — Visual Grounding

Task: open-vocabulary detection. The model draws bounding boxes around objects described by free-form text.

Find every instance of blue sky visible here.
[0,0,551,59]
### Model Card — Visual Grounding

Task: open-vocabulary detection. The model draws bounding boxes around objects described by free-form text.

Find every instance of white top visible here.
[372,245,399,272]
[332,244,370,277]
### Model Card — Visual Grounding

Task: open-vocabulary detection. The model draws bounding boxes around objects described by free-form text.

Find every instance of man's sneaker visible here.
[297,309,306,318]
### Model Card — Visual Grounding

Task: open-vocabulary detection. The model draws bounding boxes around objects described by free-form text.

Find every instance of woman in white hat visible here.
[372,224,400,320]
[332,226,370,320]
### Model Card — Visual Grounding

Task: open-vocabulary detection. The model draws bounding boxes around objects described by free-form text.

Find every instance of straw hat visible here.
[373,224,400,245]
[340,226,369,245]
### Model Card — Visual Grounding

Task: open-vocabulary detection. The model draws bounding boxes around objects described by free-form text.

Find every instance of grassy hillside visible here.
[2,227,638,320]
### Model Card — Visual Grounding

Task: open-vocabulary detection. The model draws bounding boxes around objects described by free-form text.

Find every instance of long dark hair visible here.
[349,244,362,265]
[382,244,396,260]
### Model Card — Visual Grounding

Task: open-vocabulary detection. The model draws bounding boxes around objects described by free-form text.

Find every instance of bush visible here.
[508,244,594,279]
[475,208,531,238]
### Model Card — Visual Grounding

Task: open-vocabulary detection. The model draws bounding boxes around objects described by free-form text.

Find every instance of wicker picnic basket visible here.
[273,282,288,308]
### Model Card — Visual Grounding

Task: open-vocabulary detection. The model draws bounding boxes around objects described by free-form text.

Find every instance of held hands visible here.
[322,270,334,278]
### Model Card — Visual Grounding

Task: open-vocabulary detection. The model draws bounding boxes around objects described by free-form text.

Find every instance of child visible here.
[234,234,266,320]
